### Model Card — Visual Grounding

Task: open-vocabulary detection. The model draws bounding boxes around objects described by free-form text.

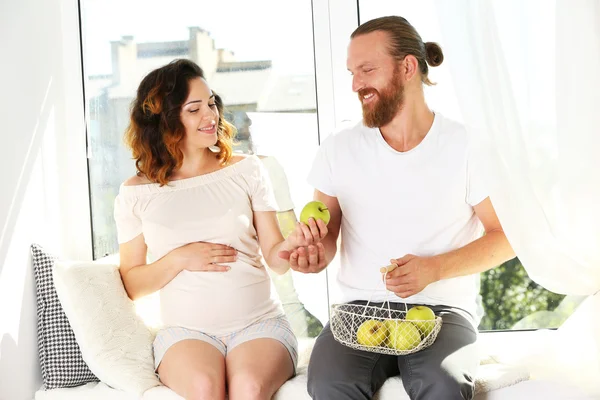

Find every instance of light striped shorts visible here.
[153,315,298,373]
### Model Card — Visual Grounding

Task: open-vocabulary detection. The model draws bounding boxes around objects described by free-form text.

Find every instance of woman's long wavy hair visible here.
[124,59,235,185]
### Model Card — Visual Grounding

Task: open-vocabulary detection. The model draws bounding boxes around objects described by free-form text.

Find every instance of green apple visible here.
[405,305,436,338]
[356,319,388,347]
[300,200,330,225]
[385,320,421,351]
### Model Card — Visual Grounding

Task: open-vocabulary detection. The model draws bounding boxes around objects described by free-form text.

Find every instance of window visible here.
[357,0,581,331]
[80,0,579,338]
[81,0,327,338]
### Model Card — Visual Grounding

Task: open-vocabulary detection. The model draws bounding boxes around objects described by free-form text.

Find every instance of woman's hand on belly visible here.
[169,242,237,272]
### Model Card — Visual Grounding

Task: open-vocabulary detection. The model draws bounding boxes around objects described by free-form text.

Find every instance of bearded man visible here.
[278,15,516,400]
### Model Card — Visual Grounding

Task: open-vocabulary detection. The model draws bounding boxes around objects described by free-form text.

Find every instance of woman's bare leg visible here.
[226,338,294,400]
[157,339,226,400]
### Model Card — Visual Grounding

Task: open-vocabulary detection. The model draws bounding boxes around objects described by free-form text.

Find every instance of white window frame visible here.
[55,0,94,261]
[313,0,362,141]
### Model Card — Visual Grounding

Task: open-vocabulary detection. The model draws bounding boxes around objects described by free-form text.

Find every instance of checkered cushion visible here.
[31,244,98,389]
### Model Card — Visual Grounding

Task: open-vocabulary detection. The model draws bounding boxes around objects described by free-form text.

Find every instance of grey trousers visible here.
[307,301,478,400]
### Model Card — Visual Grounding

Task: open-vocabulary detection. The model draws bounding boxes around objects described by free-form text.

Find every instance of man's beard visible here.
[358,70,404,128]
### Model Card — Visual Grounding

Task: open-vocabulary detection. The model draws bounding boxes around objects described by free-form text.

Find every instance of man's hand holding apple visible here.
[382,254,442,298]
[278,201,330,273]
[284,217,328,250]
[279,217,328,273]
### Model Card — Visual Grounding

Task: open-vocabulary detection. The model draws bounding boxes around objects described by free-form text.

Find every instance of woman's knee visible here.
[186,372,224,400]
[228,371,269,400]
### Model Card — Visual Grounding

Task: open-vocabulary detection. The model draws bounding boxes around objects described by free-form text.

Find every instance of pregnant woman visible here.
[114,59,327,400]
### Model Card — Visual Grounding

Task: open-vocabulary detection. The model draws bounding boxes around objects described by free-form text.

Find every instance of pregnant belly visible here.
[159,261,280,334]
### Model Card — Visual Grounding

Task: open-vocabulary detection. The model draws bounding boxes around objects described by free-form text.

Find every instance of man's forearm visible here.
[434,230,516,280]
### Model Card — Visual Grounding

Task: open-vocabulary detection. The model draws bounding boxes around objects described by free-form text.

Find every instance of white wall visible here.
[0,0,92,398]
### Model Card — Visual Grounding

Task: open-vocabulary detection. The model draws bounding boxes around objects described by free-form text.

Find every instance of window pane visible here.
[81,0,327,338]
[358,0,579,331]
[479,258,583,331]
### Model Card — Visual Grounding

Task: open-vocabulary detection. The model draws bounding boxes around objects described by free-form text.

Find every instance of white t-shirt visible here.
[113,155,284,336]
[308,113,487,324]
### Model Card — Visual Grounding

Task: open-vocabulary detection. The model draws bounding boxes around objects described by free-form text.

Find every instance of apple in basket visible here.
[385,320,421,351]
[300,201,331,225]
[356,319,388,347]
[405,305,436,337]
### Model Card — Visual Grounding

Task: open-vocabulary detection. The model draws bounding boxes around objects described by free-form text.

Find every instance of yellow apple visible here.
[405,305,436,338]
[385,320,421,351]
[300,201,330,225]
[356,319,388,347]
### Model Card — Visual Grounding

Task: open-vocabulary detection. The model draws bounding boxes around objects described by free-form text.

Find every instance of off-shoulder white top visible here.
[113,155,284,335]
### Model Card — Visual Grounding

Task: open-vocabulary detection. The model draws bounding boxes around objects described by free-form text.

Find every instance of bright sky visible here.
[81,0,316,76]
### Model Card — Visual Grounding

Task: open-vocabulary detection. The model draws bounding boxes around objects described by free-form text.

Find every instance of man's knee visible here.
[307,370,336,399]
[409,369,474,400]
[307,353,365,399]
[308,368,364,400]
[434,371,473,400]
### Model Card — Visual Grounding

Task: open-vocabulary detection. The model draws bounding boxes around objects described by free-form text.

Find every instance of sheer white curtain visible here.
[434,0,600,394]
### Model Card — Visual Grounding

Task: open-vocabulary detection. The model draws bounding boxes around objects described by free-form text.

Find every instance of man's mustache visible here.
[358,88,378,102]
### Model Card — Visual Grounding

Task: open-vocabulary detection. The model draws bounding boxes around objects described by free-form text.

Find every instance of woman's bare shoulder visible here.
[228,153,255,166]
[123,174,152,186]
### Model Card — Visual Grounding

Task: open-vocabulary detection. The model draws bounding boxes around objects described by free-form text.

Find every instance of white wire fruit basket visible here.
[330,265,443,356]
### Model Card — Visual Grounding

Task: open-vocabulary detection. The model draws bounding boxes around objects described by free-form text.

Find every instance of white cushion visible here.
[53,260,160,396]
[35,382,137,400]
[35,378,594,400]
[143,386,183,400]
